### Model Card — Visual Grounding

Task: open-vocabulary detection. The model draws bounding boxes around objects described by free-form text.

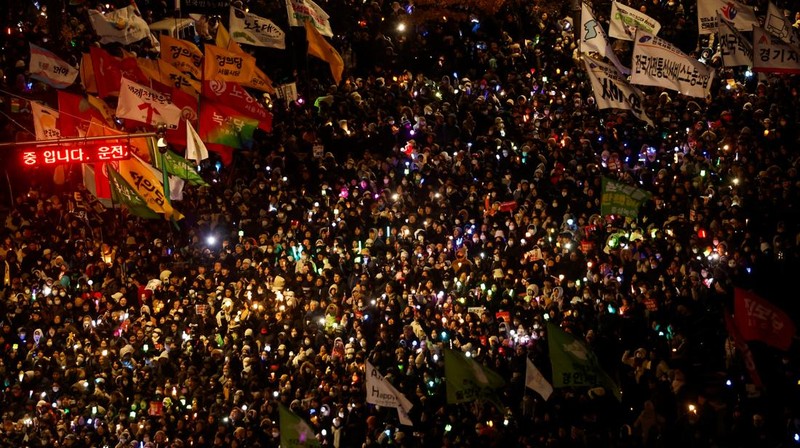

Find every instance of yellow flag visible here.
[203,44,256,83]
[305,21,343,85]
[160,34,203,79]
[116,155,184,221]
[243,67,275,93]
[217,23,274,93]
[87,95,116,125]
[80,53,98,94]
[216,23,242,53]
[138,57,200,97]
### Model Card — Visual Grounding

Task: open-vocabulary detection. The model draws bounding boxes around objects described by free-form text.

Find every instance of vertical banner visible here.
[31,102,62,140]
[580,3,630,75]
[718,16,753,67]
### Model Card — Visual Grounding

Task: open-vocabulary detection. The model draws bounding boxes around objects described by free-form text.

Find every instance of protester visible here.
[0,0,799,447]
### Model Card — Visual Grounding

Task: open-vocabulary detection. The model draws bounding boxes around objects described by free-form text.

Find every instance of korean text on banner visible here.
[116,77,182,129]
[230,7,286,49]
[31,102,62,140]
[29,43,79,89]
[202,79,273,131]
[609,1,661,41]
[116,155,184,221]
[203,44,256,84]
[753,26,800,75]
[583,54,653,126]
[160,35,203,80]
[718,16,753,67]
[601,176,652,219]
[179,0,228,15]
[631,30,714,98]
[580,3,630,75]
[697,0,757,35]
[734,288,795,351]
[108,167,160,219]
[286,0,333,37]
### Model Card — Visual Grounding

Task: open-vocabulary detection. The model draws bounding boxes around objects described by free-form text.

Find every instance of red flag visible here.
[166,87,199,148]
[201,80,272,132]
[734,288,795,351]
[90,47,123,98]
[724,312,763,387]
[498,201,518,213]
[120,56,152,86]
[57,91,107,137]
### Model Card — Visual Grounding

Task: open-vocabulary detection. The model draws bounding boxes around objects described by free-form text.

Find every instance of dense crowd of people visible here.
[1,0,800,447]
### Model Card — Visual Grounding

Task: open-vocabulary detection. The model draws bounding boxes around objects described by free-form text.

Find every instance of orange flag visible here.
[80,52,98,94]
[216,23,275,93]
[160,34,203,79]
[305,21,343,85]
[203,44,256,84]
[85,118,153,164]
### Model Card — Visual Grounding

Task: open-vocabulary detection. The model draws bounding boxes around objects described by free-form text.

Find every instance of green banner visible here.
[601,176,651,218]
[279,404,320,448]
[444,348,505,404]
[547,323,621,400]
[108,167,160,219]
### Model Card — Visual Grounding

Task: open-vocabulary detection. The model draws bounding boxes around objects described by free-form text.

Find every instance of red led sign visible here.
[22,143,131,166]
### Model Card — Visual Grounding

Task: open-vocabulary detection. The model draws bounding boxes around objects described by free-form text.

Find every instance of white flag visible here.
[580,3,630,75]
[116,77,182,129]
[146,161,185,201]
[697,0,757,35]
[583,54,653,126]
[185,120,209,163]
[718,16,753,67]
[230,7,286,49]
[631,30,715,98]
[525,358,553,400]
[609,1,661,41]
[31,102,62,140]
[285,0,333,37]
[28,43,79,89]
[88,4,150,45]
[765,2,799,46]
[365,361,414,426]
[753,26,800,74]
